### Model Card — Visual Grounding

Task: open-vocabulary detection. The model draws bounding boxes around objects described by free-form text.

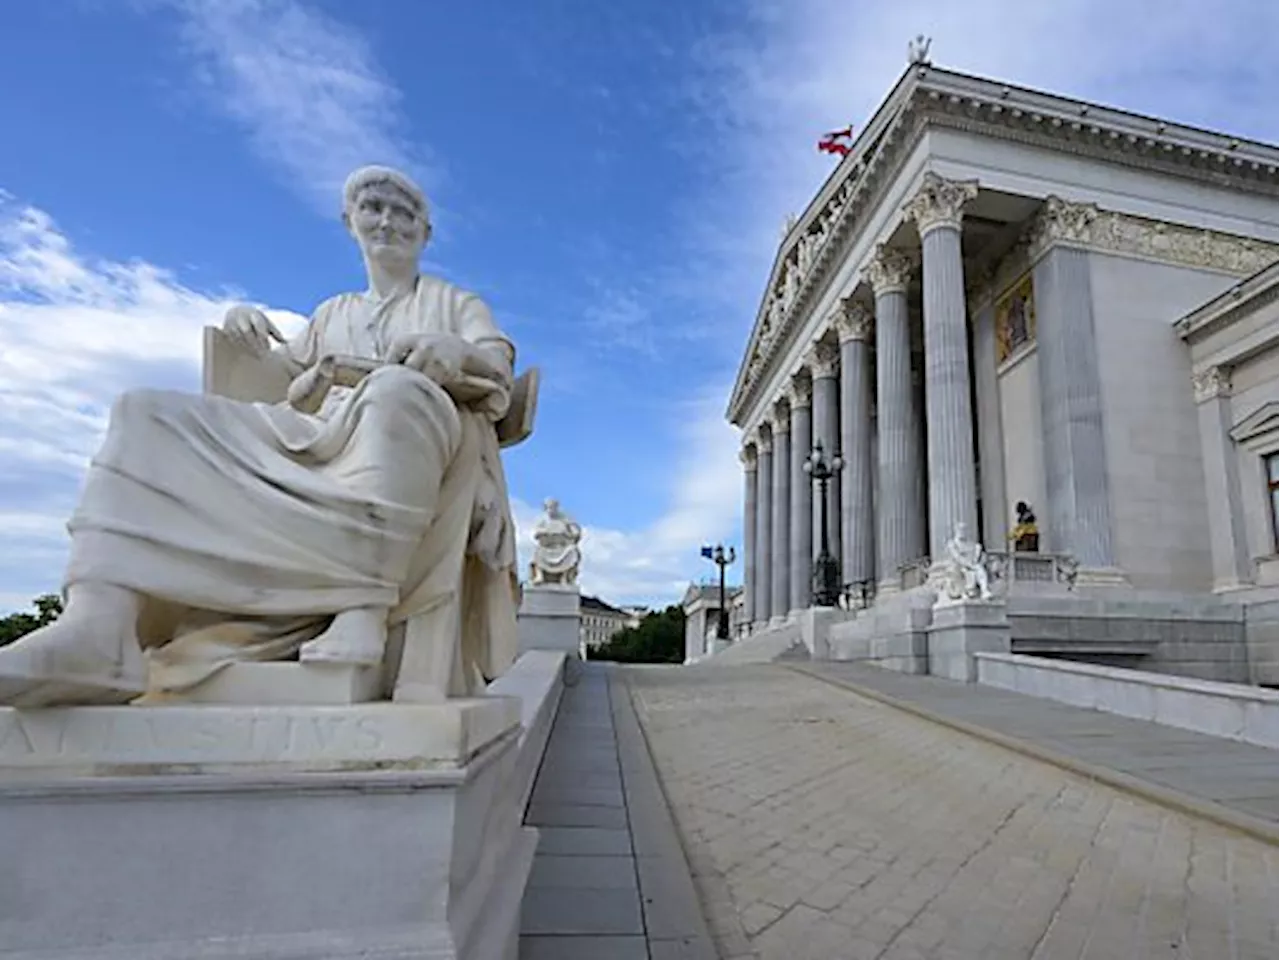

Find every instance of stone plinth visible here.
[927,600,1011,682]
[0,697,534,960]
[517,583,581,656]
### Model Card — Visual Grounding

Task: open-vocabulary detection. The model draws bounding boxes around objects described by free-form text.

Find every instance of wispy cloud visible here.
[0,193,306,610]
[170,0,427,211]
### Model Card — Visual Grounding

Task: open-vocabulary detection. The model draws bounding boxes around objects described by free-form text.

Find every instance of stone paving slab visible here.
[795,660,1278,839]
[623,663,1279,960]
[519,663,716,960]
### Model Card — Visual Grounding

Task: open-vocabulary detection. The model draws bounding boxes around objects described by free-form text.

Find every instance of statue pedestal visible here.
[517,583,581,656]
[926,600,1011,682]
[0,697,535,960]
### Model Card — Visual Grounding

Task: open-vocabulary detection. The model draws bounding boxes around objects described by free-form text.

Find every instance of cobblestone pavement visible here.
[622,664,1278,960]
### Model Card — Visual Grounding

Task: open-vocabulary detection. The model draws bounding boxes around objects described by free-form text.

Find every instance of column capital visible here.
[755,423,773,453]
[1192,365,1232,404]
[787,369,813,409]
[862,243,916,297]
[772,396,792,431]
[807,338,840,379]
[1027,196,1099,259]
[902,172,979,237]
[740,444,758,470]
[834,299,875,343]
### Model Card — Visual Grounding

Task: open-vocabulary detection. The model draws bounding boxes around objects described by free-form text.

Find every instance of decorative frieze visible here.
[902,172,979,236]
[787,369,813,409]
[1192,365,1231,404]
[808,338,841,379]
[863,243,916,296]
[834,299,875,342]
[1028,196,1277,275]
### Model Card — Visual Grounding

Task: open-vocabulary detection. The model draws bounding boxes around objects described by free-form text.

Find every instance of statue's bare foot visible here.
[299,607,388,667]
[0,585,146,707]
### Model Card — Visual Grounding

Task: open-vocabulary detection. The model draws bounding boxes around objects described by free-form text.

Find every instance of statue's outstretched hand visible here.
[386,332,467,386]
[223,305,286,355]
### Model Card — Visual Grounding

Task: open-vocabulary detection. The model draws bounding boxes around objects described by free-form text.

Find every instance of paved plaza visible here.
[621,663,1278,960]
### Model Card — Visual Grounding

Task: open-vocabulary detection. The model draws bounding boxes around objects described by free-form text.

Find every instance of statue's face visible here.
[345,181,429,266]
[544,498,559,515]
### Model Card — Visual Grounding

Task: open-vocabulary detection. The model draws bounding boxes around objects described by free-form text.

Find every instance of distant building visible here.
[579,595,635,650]
[680,582,745,663]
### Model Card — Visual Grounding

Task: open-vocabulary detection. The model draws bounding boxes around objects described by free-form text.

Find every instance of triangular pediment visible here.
[1229,400,1278,442]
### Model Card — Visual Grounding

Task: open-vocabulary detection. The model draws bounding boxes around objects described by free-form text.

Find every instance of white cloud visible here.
[0,195,307,611]
[171,0,427,210]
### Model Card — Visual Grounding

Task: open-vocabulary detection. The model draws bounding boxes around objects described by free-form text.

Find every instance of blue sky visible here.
[1,0,1276,613]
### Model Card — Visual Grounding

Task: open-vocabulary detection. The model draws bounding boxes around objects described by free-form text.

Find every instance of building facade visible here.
[680,583,745,663]
[579,595,639,651]
[729,61,1279,684]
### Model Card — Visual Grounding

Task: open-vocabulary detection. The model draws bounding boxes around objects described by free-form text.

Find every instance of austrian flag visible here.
[817,125,854,157]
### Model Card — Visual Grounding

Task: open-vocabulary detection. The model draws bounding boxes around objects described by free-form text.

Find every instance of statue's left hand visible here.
[385,333,468,386]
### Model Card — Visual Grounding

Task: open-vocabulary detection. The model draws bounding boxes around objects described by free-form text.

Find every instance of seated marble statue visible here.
[528,498,582,586]
[938,521,993,602]
[0,165,533,707]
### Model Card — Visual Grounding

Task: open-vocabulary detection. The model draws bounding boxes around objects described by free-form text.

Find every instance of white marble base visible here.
[517,583,581,655]
[142,660,384,706]
[0,697,534,959]
[926,600,1011,682]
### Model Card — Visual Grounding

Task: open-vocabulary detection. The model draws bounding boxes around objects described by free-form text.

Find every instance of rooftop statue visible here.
[0,165,538,707]
[528,498,582,587]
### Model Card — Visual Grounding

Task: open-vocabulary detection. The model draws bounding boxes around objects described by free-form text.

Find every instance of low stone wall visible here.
[1007,594,1251,684]
[1245,599,1278,687]
[976,651,1279,748]
[488,649,567,813]
[828,588,934,674]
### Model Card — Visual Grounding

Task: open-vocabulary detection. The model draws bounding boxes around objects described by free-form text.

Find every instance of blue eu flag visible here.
[700,546,714,559]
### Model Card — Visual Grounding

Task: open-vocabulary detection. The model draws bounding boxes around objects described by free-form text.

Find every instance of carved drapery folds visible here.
[903,172,979,236]
[1192,365,1232,404]
[863,243,916,297]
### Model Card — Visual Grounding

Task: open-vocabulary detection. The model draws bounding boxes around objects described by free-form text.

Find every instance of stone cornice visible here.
[863,244,916,297]
[1176,262,1280,343]
[902,172,979,236]
[727,65,1279,427]
[834,299,875,342]
[1192,365,1231,404]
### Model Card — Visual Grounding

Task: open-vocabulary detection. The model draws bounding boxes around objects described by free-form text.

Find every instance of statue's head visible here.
[342,166,431,270]
[543,497,560,515]
[953,520,969,541]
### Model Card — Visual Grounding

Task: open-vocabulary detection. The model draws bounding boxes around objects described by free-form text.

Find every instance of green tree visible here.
[0,594,63,647]
[589,604,684,664]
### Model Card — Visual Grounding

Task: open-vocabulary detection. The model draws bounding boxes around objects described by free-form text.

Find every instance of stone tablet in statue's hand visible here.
[223,304,286,356]
[385,332,467,387]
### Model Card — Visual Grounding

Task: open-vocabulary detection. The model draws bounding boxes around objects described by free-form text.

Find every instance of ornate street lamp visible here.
[804,442,843,607]
[700,543,737,640]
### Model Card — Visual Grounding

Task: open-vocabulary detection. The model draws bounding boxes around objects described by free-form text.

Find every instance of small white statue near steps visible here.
[528,498,582,586]
[938,521,993,603]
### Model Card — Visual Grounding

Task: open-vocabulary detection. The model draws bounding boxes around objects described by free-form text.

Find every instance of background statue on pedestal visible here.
[528,499,582,586]
[1008,501,1040,552]
[938,521,993,603]
[0,164,537,707]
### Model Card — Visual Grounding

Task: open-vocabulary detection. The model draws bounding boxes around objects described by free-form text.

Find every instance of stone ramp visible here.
[518,662,715,959]
[621,663,1278,960]
[793,660,1278,840]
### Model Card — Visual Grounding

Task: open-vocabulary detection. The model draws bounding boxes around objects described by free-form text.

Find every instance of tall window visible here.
[1268,452,1279,550]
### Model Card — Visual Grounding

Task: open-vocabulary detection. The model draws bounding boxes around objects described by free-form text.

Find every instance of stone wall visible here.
[1245,598,1279,687]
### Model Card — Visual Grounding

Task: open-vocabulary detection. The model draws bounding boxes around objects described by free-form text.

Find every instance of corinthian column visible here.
[809,338,842,575]
[788,373,813,613]
[754,426,773,624]
[864,244,925,591]
[740,444,758,627]
[903,172,980,563]
[836,299,875,588]
[770,398,791,623]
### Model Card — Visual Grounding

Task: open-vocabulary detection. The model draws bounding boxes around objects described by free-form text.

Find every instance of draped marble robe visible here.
[65,274,520,693]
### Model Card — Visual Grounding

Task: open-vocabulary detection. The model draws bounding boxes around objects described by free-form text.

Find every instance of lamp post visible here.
[700,544,737,640]
[804,442,843,607]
